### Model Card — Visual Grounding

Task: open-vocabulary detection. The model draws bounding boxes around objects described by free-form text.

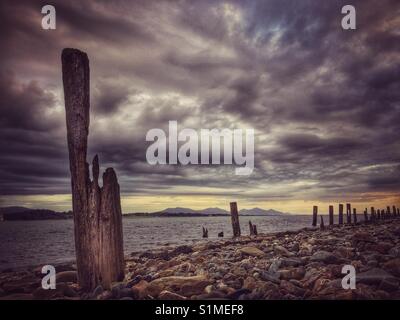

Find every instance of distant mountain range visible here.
[0,207,72,221]
[0,206,289,220]
[128,207,289,217]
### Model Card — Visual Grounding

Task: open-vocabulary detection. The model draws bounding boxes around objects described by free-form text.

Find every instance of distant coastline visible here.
[0,206,289,221]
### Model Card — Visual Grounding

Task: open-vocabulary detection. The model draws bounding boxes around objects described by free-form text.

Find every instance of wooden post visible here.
[202,227,208,238]
[230,202,241,237]
[353,208,357,224]
[364,208,368,222]
[397,208,400,217]
[329,205,334,225]
[346,203,352,224]
[312,206,318,227]
[338,204,344,225]
[62,48,124,291]
[387,206,391,218]
[370,207,375,221]
[320,216,325,230]
[253,224,258,236]
[249,221,254,236]
[392,206,396,217]
[377,209,381,220]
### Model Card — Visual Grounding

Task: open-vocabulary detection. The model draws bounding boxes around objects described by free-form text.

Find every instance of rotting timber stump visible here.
[62,48,124,291]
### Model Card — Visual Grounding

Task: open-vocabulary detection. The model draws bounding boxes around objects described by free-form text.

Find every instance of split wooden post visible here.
[338,204,344,225]
[353,208,357,224]
[312,206,318,227]
[329,205,334,225]
[320,216,325,230]
[202,227,208,238]
[230,202,241,237]
[62,48,124,291]
[364,208,368,222]
[248,221,257,236]
[346,203,352,224]
[253,224,258,236]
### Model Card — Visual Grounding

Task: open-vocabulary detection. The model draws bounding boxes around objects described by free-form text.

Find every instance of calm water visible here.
[0,215,312,270]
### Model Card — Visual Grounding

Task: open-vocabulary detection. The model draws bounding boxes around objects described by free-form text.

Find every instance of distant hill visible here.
[0,207,73,221]
[126,207,288,217]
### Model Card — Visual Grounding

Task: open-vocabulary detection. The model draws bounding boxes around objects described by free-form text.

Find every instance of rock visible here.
[357,268,396,285]
[0,293,34,300]
[280,280,305,297]
[242,277,257,290]
[227,288,252,300]
[388,246,400,258]
[158,290,187,300]
[351,232,374,243]
[382,258,400,277]
[92,285,104,297]
[280,258,303,268]
[239,247,265,257]
[279,267,306,280]
[260,271,280,284]
[310,251,341,264]
[33,283,78,299]
[147,275,210,297]
[56,271,77,283]
[274,245,294,257]
[131,280,152,299]
[378,279,399,292]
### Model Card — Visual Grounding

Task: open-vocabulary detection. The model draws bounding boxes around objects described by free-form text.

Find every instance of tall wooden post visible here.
[346,203,352,224]
[371,207,375,221]
[364,208,368,222]
[312,206,318,227]
[230,202,241,237]
[62,48,124,291]
[320,216,325,230]
[393,206,397,217]
[387,206,391,218]
[397,208,400,217]
[338,204,344,225]
[329,205,334,225]
[353,208,357,224]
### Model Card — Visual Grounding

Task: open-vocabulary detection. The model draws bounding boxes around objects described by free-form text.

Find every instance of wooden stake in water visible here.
[230,202,241,237]
[339,204,344,225]
[364,208,368,222]
[353,208,357,224]
[329,205,334,225]
[346,203,352,224]
[312,206,318,227]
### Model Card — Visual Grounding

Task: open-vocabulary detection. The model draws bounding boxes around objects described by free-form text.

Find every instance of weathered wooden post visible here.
[370,207,375,221]
[253,224,258,236]
[62,48,124,291]
[230,202,241,237]
[202,227,208,238]
[312,206,318,227]
[320,216,325,230]
[346,203,352,224]
[392,206,396,217]
[329,205,334,225]
[377,209,381,220]
[387,206,391,218]
[397,208,400,216]
[248,221,257,236]
[353,208,357,224]
[364,208,368,222]
[338,204,344,225]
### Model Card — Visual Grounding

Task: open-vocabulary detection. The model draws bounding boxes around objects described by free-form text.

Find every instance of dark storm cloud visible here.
[0,0,399,205]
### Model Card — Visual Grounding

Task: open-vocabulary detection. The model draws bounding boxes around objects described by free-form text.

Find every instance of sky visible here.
[0,0,399,214]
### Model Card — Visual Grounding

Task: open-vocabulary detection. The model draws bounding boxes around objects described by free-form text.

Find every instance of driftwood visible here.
[62,48,124,291]
[230,202,241,237]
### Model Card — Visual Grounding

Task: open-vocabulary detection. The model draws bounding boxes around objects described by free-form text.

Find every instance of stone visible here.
[378,279,399,292]
[280,257,303,268]
[239,247,265,257]
[382,258,400,277]
[357,268,396,285]
[56,271,77,283]
[260,271,280,284]
[131,280,153,299]
[278,267,306,280]
[273,245,294,257]
[147,275,210,297]
[310,251,341,264]
[227,288,252,300]
[92,285,104,297]
[158,290,187,300]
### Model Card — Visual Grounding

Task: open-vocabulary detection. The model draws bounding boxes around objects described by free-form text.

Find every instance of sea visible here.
[0,215,313,270]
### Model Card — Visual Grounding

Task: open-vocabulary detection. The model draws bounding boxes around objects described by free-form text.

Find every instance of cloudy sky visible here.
[0,0,399,214]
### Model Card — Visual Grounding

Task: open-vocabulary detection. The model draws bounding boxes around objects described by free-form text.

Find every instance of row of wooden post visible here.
[312,203,400,227]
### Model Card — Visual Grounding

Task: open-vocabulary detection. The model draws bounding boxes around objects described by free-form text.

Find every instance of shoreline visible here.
[1,219,400,300]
